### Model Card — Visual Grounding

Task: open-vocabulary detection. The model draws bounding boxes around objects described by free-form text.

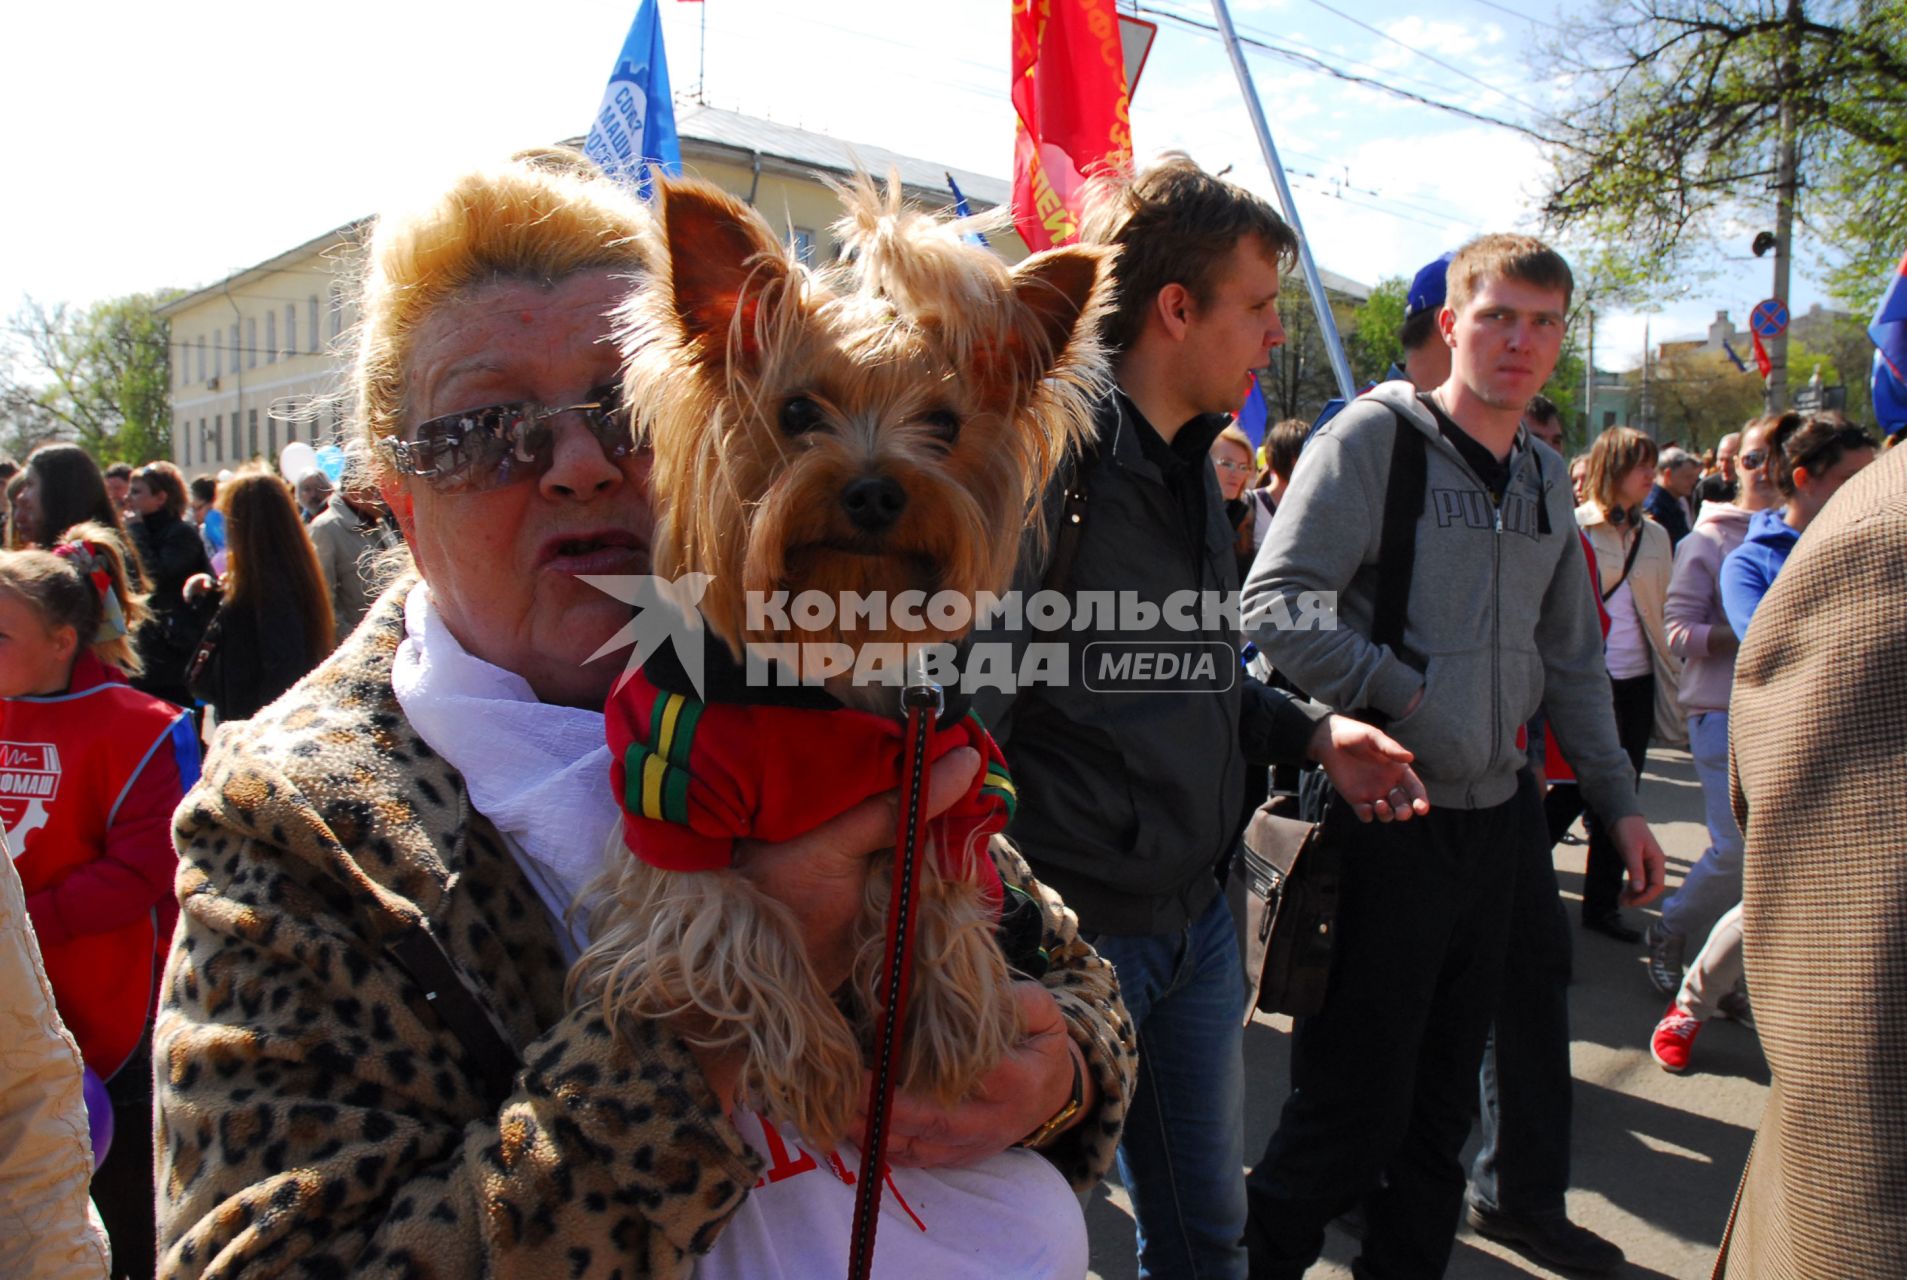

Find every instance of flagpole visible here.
[1209,0,1356,400]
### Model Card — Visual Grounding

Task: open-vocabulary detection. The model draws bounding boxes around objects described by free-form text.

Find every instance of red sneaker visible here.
[1651,1002,1703,1073]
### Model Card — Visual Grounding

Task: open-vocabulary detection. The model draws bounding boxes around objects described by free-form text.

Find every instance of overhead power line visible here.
[1132,3,1555,144]
[1467,0,1561,31]
[1299,0,1549,117]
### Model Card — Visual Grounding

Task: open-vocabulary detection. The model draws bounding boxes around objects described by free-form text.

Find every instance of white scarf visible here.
[390,583,618,957]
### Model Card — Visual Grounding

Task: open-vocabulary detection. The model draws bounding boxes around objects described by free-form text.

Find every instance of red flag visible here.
[1011,0,1132,251]
[1751,329,1772,378]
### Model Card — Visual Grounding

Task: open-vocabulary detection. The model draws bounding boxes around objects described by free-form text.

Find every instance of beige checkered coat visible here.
[1721,442,1907,1278]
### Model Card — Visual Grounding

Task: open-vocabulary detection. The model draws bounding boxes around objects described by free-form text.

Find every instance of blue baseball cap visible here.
[1407,253,1455,318]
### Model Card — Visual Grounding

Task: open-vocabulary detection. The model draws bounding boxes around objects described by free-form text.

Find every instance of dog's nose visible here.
[841,475,907,533]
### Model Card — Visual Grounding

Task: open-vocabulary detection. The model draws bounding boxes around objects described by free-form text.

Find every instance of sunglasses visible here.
[1739,449,1768,469]
[1214,459,1253,474]
[382,385,636,493]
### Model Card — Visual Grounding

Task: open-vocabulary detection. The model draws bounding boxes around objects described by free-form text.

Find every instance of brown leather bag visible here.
[1231,794,1340,1021]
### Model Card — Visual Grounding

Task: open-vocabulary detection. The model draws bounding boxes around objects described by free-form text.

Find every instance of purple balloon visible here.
[82,1067,112,1171]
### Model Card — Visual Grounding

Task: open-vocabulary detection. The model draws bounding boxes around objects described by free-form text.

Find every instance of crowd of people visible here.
[0,144,1898,1280]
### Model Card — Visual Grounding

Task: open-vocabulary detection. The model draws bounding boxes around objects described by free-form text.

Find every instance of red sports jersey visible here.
[4,652,200,1078]
[606,666,1015,904]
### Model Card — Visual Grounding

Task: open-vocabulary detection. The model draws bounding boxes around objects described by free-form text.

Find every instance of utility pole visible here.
[1582,305,1596,442]
[1641,320,1655,439]
[1767,0,1801,411]
[1210,0,1357,400]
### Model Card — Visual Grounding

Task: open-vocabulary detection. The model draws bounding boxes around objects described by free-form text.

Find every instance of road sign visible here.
[1750,298,1790,339]
[1121,16,1159,98]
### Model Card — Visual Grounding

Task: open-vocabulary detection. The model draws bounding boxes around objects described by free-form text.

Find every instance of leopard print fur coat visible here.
[155,583,1137,1278]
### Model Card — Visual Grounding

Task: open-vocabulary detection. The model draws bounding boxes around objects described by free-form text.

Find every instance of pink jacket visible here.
[1664,501,1753,713]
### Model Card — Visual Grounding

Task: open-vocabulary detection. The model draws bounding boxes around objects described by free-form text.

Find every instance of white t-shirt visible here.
[693,1109,1088,1280]
[1603,578,1653,680]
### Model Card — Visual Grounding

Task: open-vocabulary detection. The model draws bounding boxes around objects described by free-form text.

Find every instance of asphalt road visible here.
[1086,747,1769,1280]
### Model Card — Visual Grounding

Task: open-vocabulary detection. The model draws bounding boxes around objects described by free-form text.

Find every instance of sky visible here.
[3,0,1832,375]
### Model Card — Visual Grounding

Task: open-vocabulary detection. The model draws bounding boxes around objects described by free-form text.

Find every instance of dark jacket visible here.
[1643,483,1692,546]
[190,598,319,723]
[128,508,212,698]
[975,391,1325,937]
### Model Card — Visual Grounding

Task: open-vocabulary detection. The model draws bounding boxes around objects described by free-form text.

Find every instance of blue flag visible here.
[1721,338,1749,373]
[1870,248,1907,438]
[946,173,989,248]
[1234,377,1269,449]
[1870,248,1907,380]
[1875,349,1907,439]
[584,0,681,196]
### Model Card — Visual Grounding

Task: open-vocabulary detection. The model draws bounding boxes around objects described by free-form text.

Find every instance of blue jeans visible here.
[1660,710,1745,943]
[1091,891,1249,1280]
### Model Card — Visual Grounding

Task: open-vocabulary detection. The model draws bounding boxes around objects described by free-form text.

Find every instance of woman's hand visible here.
[871,981,1090,1168]
[729,747,982,993]
[182,572,218,604]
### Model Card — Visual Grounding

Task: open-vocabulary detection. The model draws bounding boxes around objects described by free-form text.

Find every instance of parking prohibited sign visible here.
[1751,298,1789,339]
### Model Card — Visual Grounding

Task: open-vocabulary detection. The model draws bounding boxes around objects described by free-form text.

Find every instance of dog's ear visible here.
[1002,244,1113,388]
[658,179,790,370]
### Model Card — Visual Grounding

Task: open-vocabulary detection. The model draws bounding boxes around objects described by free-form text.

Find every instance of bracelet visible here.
[1020,1044,1085,1150]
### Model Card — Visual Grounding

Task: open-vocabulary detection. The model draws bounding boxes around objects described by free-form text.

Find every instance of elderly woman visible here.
[155,155,1135,1277]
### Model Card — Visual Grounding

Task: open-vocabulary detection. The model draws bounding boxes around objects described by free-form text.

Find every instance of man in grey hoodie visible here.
[1239,234,1666,1278]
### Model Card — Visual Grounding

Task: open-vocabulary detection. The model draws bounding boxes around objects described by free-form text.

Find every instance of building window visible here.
[248,408,259,458]
[230,323,240,373]
[309,295,320,353]
[791,227,817,265]
[232,412,243,459]
[265,311,277,364]
[285,304,296,360]
[196,336,205,384]
[329,283,345,340]
[179,414,190,467]
[213,415,223,463]
[267,413,278,457]
[245,318,257,369]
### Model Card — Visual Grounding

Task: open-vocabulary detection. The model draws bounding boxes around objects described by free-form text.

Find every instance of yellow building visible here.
[157,106,1023,476]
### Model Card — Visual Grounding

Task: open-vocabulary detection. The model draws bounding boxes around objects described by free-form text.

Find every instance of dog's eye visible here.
[779,395,827,437]
[921,409,961,446]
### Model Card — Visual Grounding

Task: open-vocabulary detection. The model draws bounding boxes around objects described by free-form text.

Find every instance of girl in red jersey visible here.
[0,522,199,1280]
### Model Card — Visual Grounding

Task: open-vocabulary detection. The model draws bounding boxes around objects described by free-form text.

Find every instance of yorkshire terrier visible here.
[571,174,1111,1151]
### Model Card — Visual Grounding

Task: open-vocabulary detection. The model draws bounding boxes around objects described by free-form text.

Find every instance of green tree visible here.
[1539,0,1907,312]
[1,292,179,465]
[1347,276,1406,386]
[1263,278,1358,424]
[1641,348,1768,449]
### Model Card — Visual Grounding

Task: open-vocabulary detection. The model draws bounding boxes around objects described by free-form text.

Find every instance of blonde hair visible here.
[1586,425,1659,517]
[1446,233,1573,315]
[350,150,650,479]
[0,522,150,675]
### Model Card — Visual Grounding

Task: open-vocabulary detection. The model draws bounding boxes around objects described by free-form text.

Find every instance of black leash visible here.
[846,653,942,1280]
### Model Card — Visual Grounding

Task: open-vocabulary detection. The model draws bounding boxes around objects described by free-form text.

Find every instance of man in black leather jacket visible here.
[974,156,1426,1280]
